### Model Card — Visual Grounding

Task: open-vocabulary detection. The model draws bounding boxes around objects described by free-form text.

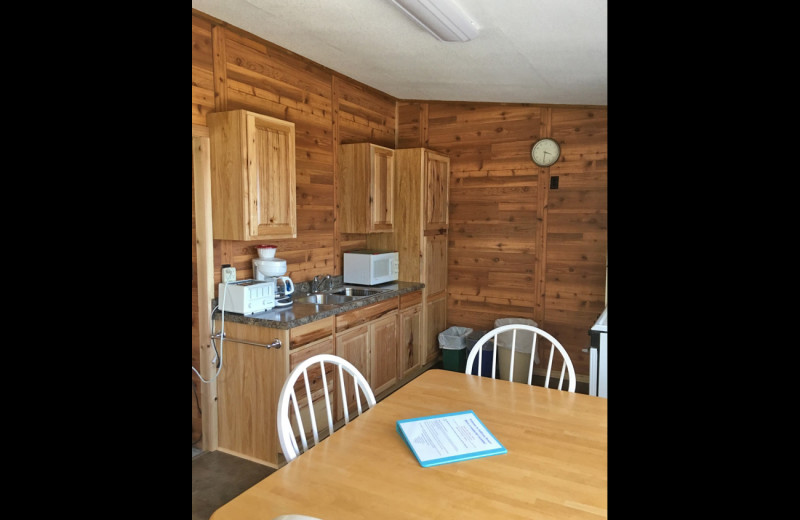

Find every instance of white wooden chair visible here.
[277,354,376,462]
[465,324,577,392]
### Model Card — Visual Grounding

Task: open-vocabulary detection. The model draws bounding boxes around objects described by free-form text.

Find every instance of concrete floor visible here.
[192,449,275,520]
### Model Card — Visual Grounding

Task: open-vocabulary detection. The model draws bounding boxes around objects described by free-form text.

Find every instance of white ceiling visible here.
[192,0,607,106]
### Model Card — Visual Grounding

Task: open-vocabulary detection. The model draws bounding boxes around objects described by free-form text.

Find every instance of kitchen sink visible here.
[332,287,388,297]
[294,286,394,306]
[294,293,356,305]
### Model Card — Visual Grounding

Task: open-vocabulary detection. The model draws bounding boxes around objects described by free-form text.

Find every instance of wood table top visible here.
[210,369,608,520]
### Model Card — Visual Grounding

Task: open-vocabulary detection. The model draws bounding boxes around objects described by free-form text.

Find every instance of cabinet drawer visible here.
[290,316,334,350]
[400,290,422,309]
[335,297,398,332]
[288,337,335,406]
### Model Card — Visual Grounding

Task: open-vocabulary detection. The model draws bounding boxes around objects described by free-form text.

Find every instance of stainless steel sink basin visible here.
[332,287,387,297]
[294,293,356,305]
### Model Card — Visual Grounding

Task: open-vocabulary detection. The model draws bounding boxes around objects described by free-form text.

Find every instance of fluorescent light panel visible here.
[389,0,479,42]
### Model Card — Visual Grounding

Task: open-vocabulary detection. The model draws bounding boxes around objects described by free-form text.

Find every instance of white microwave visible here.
[343,250,399,285]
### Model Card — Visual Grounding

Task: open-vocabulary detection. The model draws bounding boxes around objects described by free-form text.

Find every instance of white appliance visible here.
[253,259,294,295]
[252,245,295,304]
[218,280,275,315]
[343,249,399,286]
[588,307,608,398]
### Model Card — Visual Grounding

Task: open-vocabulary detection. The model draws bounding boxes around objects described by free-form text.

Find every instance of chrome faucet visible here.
[311,274,333,293]
[320,275,333,291]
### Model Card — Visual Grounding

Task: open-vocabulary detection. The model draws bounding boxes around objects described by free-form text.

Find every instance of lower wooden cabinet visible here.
[424,293,447,364]
[215,291,428,468]
[334,323,370,421]
[287,337,335,444]
[334,297,399,419]
[215,316,335,467]
[398,292,423,379]
[370,312,399,396]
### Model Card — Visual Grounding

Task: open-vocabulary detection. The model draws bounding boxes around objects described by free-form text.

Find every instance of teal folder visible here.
[396,410,507,468]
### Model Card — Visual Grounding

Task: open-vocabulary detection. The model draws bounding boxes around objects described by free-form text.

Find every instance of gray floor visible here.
[192,448,275,520]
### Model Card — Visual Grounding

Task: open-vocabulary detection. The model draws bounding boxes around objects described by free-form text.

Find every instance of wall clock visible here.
[530,138,560,167]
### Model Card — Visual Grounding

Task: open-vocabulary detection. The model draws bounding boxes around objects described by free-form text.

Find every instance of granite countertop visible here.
[212,279,425,330]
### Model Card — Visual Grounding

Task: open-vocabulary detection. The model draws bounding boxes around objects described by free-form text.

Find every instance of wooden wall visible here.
[192,10,397,445]
[397,102,607,376]
[193,9,606,444]
[192,14,395,286]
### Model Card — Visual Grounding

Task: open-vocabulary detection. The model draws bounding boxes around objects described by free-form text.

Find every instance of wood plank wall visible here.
[193,11,397,286]
[193,9,606,443]
[397,102,607,376]
[192,10,396,444]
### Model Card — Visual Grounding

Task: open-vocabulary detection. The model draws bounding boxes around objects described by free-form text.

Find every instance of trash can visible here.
[466,330,495,377]
[494,318,540,383]
[438,326,473,372]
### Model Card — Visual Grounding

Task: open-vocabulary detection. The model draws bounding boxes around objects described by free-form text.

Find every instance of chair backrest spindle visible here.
[278,354,376,462]
[465,324,576,393]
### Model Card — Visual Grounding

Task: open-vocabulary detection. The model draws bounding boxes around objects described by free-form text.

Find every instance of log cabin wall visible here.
[397,102,607,377]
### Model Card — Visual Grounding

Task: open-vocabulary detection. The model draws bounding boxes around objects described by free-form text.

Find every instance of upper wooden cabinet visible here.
[207,109,297,240]
[422,150,450,233]
[338,143,394,233]
[367,148,450,361]
[370,148,450,282]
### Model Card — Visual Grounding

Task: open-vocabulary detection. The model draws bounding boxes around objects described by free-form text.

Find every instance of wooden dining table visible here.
[210,368,607,520]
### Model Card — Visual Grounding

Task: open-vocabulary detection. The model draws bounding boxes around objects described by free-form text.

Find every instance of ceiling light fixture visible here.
[388,0,479,42]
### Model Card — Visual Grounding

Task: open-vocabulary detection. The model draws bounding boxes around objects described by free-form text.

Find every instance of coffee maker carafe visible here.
[252,245,294,303]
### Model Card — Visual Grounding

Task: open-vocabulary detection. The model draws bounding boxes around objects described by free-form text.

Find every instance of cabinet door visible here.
[425,293,447,363]
[370,312,398,396]
[424,151,449,232]
[247,112,297,238]
[424,234,448,297]
[334,324,370,421]
[287,338,335,440]
[398,303,422,379]
[338,143,394,233]
[370,145,394,232]
[209,109,297,241]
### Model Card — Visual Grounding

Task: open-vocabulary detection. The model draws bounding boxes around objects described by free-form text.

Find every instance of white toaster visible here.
[217,280,275,314]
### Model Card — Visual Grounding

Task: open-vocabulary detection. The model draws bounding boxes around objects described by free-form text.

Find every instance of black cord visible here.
[210,306,222,367]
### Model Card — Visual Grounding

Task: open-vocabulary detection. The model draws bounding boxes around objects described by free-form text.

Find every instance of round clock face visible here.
[531,138,560,167]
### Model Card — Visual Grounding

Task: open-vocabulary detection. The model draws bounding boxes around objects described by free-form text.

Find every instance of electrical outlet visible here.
[222,267,237,282]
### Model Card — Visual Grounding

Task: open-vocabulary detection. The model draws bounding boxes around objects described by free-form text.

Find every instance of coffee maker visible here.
[252,245,294,305]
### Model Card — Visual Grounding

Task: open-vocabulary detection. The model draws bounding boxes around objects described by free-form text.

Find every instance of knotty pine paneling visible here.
[193,10,606,410]
[410,101,607,377]
[545,108,607,374]
[335,77,395,148]
[192,10,397,444]
[194,17,396,293]
[192,17,215,128]
[397,103,426,148]
[333,76,396,260]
